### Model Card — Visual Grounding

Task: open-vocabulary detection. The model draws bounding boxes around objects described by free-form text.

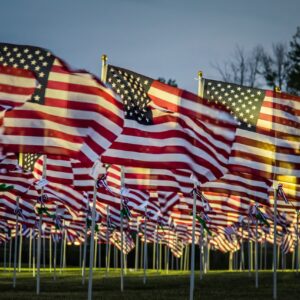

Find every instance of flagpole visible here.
[143,205,148,285]
[255,214,258,288]
[13,197,19,288]
[200,224,204,280]
[29,229,32,271]
[197,71,204,97]
[189,183,197,300]
[54,229,57,280]
[120,166,125,292]
[248,220,251,277]
[18,225,22,272]
[63,228,67,269]
[153,229,156,270]
[166,245,170,274]
[82,200,89,284]
[240,223,244,271]
[4,234,7,272]
[105,206,110,278]
[36,205,43,295]
[87,179,98,300]
[49,234,52,273]
[296,210,299,273]
[43,234,46,270]
[94,235,97,268]
[273,181,279,300]
[264,231,267,270]
[9,230,12,270]
[32,232,36,277]
[135,217,139,271]
[37,154,47,295]
[156,226,159,273]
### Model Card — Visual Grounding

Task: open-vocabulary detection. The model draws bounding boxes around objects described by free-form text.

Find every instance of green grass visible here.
[0,268,299,299]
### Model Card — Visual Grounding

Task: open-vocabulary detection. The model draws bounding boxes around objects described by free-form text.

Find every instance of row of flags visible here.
[0,42,299,258]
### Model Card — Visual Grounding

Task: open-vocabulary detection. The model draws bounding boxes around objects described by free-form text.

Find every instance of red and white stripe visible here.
[2,59,124,165]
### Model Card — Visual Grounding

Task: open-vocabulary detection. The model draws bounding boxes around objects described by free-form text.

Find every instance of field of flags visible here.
[0,42,300,300]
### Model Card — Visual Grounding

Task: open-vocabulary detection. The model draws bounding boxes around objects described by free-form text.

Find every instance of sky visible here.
[0,0,299,92]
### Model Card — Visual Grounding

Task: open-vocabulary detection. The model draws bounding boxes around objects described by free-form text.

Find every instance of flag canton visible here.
[203,79,266,131]
[107,65,153,125]
[0,43,55,104]
[21,153,41,171]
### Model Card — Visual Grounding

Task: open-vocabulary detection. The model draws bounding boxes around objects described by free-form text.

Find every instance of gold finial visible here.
[101,54,107,62]
[198,71,203,78]
[275,86,281,93]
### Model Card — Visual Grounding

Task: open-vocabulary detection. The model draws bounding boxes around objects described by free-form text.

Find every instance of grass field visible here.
[0,268,299,300]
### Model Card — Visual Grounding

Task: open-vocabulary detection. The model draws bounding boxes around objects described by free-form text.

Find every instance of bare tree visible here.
[212,45,264,87]
[247,46,264,87]
[260,43,290,90]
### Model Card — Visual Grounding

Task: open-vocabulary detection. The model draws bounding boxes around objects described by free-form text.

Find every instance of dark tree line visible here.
[213,27,300,95]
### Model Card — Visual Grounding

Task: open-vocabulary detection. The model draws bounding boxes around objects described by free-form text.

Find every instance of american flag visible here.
[0,43,124,165]
[201,172,272,214]
[203,79,300,183]
[102,65,237,184]
[118,167,194,195]
[0,65,36,110]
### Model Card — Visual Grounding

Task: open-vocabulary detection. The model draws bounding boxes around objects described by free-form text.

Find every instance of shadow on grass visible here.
[0,269,299,299]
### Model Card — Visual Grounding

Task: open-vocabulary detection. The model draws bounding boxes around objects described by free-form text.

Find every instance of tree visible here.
[212,45,264,87]
[260,42,290,91]
[287,27,300,95]
[157,77,178,87]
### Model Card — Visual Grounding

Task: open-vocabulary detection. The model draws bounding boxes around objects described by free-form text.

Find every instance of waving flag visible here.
[0,43,124,165]
[203,79,300,182]
[0,65,36,111]
[102,65,237,184]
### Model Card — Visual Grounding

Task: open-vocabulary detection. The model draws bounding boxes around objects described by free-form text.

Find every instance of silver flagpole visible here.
[200,224,204,280]
[43,234,46,270]
[189,183,197,300]
[264,231,267,270]
[82,200,89,284]
[29,229,32,271]
[153,228,156,270]
[188,71,204,298]
[159,241,162,271]
[79,242,82,269]
[105,206,110,277]
[166,245,170,274]
[156,232,159,273]
[13,197,19,288]
[49,234,52,273]
[9,230,12,270]
[4,234,7,272]
[98,233,101,269]
[36,206,43,294]
[273,181,279,300]
[36,154,47,295]
[32,232,36,277]
[63,229,67,269]
[18,225,22,272]
[120,166,125,292]
[255,215,258,288]
[87,179,98,300]
[94,235,97,268]
[143,205,148,284]
[248,220,251,276]
[135,217,139,271]
[54,230,57,280]
[296,210,299,273]
[240,223,244,271]
[60,222,64,274]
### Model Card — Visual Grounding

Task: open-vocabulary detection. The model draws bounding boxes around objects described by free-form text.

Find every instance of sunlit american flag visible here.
[203,79,300,183]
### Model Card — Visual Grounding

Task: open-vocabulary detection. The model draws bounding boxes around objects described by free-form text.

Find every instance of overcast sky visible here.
[1,0,299,91]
